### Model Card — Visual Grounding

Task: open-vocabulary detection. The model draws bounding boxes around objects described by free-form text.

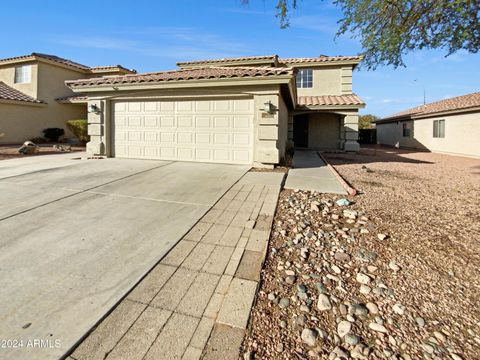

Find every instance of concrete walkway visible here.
[284,149,347,194]
[68,171,285,360]
[0,157,247,360]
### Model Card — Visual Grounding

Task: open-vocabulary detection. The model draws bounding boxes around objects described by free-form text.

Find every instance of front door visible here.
[293,115,309,148]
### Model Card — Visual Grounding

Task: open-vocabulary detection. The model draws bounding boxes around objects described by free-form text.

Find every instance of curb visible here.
[317,152,357,197]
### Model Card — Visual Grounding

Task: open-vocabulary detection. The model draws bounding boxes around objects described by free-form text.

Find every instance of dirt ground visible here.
[0,144,85,160]
[243,146,480,359]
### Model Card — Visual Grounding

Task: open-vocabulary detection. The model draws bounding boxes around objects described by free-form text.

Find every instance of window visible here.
[402,122,412,137]
[433,119,445,138]
[296,69,313,88]
[14,65,32,84]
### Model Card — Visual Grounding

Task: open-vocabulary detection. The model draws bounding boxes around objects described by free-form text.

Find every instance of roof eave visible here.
[67,75,294,93]
[0,98,47,106]
[377,105,480,123]
[297,104,365,110]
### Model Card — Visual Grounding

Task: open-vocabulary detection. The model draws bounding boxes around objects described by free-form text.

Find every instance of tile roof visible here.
[0,81,44,104]
[66,66,294,88]
[297,94,365,107]
[177,55,278,66]
[0,53,134,73]
[55,94,88,103]
[381,92,480,121]
[280,56,363,64]
[0,53,91,70]
[90,65,137,74]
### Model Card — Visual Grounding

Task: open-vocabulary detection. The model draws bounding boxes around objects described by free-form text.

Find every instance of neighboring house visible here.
[66,54,365,167]
[376,92,480,158]
[0,53,135,144]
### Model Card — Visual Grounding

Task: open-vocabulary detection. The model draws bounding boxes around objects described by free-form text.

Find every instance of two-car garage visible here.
[112,98,255,165]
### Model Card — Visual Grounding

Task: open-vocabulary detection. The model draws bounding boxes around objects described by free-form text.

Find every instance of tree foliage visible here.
[359,114,379,129]
[242,0,480,68]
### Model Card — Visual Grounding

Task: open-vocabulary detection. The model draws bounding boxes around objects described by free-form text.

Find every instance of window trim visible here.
[14,65,32,84]
[296,68,313,88]
[433,119,445,138]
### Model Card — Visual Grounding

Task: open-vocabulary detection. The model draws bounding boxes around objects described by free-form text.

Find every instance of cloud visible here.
[289,15,338,34]
[52,27,250,62]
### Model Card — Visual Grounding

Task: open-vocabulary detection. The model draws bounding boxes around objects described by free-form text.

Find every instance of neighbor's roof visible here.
[297,94,365,107]
[0,81,44,104]
[0,53,135,74]
[280,55,363,64]
[66,66,294,88]
[379,92,480,122]
[177,55,278,67]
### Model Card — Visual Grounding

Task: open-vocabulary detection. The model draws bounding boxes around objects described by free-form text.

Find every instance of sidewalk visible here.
[68,171,284,360]
[284,149,347,194]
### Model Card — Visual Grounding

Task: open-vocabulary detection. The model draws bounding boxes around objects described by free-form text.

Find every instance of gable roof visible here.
[297,94,365,108]
[0,81,44,104]
[379,92,480,122]
[0,53,136,74]
[66,66,294,89]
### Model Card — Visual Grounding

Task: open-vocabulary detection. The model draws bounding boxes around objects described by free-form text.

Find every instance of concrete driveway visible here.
[0,154,247,360]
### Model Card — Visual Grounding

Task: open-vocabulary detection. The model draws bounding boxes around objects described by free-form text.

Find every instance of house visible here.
[66,54,365,167]
[0,53,135,143]
[376,92,480,158]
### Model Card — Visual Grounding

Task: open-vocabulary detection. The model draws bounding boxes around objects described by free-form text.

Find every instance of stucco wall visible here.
[308,113,341,150]
[295,65,354,97]
[0,62,88,143]
[376,112,480,157]
[0,62,38,98]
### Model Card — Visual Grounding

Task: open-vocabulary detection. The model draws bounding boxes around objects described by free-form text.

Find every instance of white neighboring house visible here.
[376,92,480,158]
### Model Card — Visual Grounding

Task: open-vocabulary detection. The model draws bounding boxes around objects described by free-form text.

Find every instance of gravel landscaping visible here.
[0,144,85,160]
[243,147,479,359]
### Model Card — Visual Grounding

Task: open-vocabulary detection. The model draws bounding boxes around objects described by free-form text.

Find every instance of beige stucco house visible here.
[376,92,480,158]
[66,55,365,167]
[0,53,135,144]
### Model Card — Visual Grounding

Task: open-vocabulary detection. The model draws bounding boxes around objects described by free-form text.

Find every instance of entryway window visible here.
[14,65,32,84]
[433,119,445,138]
[296,69,313,88]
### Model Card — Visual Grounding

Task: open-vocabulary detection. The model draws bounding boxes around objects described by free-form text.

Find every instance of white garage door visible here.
[112,98,254,164]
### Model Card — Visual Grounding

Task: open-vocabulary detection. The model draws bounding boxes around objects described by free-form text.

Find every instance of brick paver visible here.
[69,172,284,360]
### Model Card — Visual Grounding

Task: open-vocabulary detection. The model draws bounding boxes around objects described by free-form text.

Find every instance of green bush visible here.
[66,120,89,144]
[42,128,65,142]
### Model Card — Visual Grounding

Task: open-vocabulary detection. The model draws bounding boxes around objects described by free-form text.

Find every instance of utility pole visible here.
[414,79,426,105]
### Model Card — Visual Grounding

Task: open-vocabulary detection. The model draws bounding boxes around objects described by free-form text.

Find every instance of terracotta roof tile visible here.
[0,53,133,73]
[297,94,365,107]
[177,55,278,66]
[0,81,44,104]
[381,92,480,120]
[66,66,294,88]
[280,56,363,64]
[55,94,88,103]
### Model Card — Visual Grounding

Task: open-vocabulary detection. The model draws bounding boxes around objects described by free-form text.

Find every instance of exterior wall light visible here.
[88,104,101,114]
[263,100,276,114]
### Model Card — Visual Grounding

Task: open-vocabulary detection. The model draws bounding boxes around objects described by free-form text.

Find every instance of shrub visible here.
[42,128,65,142]
[66,120,89,144]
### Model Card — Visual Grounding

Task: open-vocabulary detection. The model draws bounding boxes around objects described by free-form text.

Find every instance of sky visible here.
[1,0,479,117]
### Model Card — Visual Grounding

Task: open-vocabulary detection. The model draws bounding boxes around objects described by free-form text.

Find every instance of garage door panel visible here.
[113,99,253,164]
[160,116,175,127]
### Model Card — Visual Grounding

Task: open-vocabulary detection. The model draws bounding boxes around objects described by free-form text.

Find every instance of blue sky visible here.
[1,0,479,117]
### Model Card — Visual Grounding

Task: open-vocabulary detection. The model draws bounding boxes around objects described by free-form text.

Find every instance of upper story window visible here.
[14,65,32,84]
[296,69,313,88]
[433,119,445,138]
